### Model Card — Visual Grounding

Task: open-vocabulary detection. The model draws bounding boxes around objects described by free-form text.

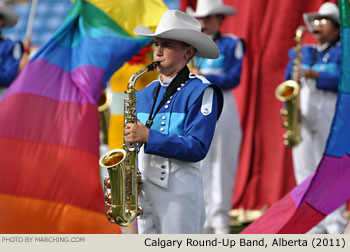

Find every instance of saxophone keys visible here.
[104,177,111,189]
[106,208,116,224]
[127,145,136,152]
[280,108,288,116]
[105,193,112,204]
[136,172,143,192]
[137,206,143,218]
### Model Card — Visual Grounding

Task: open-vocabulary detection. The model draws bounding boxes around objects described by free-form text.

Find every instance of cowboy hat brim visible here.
[0,5,18,28]
[186,5,236,18]
[303,12,339,32]
[134,25,219,59]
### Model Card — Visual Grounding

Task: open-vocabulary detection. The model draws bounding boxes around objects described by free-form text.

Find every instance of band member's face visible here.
[197,15,223,36]
[153,38,194,79]
[312,18,339,45]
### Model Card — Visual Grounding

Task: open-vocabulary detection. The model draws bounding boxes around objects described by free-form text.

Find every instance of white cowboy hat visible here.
[303,2,339,32]
[134,10,219,59]
[0,1,18,28]
[186,0,236,18]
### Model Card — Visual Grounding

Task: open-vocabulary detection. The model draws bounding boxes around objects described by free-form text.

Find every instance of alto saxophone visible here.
[275,26,305,147]
[99,61,158,226]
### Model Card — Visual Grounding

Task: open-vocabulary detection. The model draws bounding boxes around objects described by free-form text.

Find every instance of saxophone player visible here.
[124,10,223,234]
[187,0,245,234]
[284,2,345,233]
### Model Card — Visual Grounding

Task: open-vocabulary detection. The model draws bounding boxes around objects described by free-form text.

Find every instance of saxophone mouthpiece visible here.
[147,61,160,71]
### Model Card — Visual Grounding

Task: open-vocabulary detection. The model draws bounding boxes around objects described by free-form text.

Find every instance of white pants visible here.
[138,166,205,234]
[201,90,242,233]
[293,79,347,233]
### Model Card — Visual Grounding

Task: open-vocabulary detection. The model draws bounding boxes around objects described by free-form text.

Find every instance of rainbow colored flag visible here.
[242,0,350,234]
[0,0,166,233]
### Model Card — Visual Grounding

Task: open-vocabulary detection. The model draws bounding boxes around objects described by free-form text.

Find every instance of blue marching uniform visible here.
[0,38,23,99]
[193,33,245,233]
[136,73,223,234]
[0,38,22,86]
[285,42,347,234]
[194,33,244,90]
[285,43,340,92]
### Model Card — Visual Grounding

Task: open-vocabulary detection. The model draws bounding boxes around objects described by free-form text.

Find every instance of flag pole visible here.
[25,0,39,39]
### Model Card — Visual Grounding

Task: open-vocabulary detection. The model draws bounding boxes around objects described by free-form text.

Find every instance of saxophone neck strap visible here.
[213,32,221,42]
[145,66,190,128]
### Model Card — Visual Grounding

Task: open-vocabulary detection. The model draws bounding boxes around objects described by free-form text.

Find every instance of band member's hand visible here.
[124,120,149,143]
[303,69,319,80]
[22,37,31,53]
